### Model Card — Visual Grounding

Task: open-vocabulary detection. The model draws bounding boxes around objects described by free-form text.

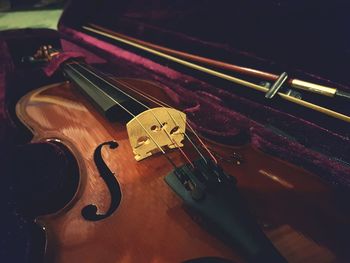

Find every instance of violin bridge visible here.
[126,107,186,161]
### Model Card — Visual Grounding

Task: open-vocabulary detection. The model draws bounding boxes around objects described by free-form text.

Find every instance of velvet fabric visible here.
[43,51,85,76]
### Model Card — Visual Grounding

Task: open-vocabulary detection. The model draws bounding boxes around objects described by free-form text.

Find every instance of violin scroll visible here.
[21,45,60,65]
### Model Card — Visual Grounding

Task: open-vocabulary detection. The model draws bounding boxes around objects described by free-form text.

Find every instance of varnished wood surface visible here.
[16,81,349,263]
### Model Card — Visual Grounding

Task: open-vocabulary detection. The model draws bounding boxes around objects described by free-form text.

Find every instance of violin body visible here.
[17,80,238,262]
[16,78,348,263]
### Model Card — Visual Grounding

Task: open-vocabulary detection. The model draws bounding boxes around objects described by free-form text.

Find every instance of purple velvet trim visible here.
[43,51,85,77]
[60,27,187,80]
[61,39,106,64]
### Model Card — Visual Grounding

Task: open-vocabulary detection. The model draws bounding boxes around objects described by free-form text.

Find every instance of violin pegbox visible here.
[126,107,186,161]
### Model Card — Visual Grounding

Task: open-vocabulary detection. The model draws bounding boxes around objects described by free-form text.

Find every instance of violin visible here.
[15,46,349,263]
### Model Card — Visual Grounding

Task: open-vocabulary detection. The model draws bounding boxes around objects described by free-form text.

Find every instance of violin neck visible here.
[62,62,146,121]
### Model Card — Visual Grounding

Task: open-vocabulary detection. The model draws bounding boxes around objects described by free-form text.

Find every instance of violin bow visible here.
[83,24,350,123]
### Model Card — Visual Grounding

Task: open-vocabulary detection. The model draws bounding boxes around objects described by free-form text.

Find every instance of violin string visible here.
[66,63,178,169]
[86,63,216,164]
[72,62,195,167]
[75,62,217,164]
[73,62,200,166]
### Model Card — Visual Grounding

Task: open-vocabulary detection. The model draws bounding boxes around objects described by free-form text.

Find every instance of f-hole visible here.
[81,141,121,221]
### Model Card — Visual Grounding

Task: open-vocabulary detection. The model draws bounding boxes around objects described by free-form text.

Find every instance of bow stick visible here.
[83,24,350,123]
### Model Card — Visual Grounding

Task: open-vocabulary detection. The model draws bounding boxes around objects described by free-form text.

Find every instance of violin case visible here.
[1,0,349,262]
